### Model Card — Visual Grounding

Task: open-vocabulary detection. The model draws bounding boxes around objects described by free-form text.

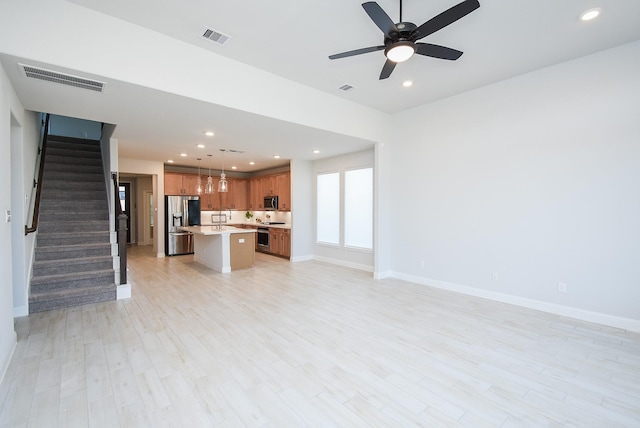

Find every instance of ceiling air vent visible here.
[202,27,231,46]
[338,84,356,92]
[19,64,105,93]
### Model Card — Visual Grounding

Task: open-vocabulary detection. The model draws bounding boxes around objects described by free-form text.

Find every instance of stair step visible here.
[42,165,104,176]
[46,147,102,159]
[45,155,102,167]
[38,210,109,222]
[37,231,110,246]
[38,220,109,233]
[40,199,107,211]
[47,140,101,153]
[29,283,116,314]
[41,179,105,191]
[31,269,114,290]
[35,243,112,261]
[33,256,113,277]
[41,190,107,201]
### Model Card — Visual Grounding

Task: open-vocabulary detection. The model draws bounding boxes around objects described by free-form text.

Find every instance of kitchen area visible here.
[164,167,292,270]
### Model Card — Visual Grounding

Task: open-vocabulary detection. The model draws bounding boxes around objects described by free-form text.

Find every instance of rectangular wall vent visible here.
[202,27,231,46]
[19,64,105,93]
[339,84,356,92]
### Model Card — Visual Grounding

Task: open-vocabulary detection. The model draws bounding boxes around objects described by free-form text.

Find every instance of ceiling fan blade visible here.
[415,43,463,60]
[379,59,396,80]
[329,45,385,60]
[412,0,480,40]
[362,2,399,37]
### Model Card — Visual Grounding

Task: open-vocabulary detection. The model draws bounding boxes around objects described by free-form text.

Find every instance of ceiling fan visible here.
[328,0,480,80]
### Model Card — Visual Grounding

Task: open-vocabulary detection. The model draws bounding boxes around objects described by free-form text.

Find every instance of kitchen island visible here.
[179,226,256,273]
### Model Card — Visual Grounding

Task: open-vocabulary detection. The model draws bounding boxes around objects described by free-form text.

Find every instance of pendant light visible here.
[196,158,202,194]
[218,149,228,193]
[204,154,214,194]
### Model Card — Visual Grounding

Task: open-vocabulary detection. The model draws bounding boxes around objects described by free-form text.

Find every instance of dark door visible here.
[119,183,132,243]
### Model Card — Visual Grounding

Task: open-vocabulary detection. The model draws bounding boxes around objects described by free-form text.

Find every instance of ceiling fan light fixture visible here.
[385,41,416,63]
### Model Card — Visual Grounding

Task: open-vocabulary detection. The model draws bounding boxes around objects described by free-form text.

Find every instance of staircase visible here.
[29,136,116,313]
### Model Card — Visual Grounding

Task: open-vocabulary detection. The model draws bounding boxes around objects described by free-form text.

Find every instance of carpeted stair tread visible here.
[32,256,113,277]
[35,243,112,261]
[38,220,109,233]
[42,163,104,176]
[46,147,102,158]
[41,190,107,201]
[42,180,106,191]
[30,268,114,287]
[29,284,116,314]
[36,231,110,246]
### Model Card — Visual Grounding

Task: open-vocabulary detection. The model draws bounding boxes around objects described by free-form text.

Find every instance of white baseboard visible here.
[13,306,28,318]
[117,283,131,299]
[313,256,374,273]
[290,255,313,262]
[391,272,640,333]
[374,270,393,280]
[157,252,165,258]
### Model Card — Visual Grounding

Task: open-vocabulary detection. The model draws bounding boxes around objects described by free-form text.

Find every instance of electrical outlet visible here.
[5,210,11,223]
[492,271,499,281]
[420,260,425,268]
[558,282,567,293]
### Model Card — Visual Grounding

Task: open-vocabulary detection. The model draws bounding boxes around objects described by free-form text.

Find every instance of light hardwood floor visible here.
[1,245,639,427]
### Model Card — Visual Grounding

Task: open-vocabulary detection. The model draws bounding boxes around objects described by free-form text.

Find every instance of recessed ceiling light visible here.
[580,8,601,21]
[249,161,255,165]
[402,80,413,87]
[180,153,187,157]
[204,131,214,137]
[167,160,174,163]
[196,144,205,148]
[313,149,320,154]
[273,155,280,159]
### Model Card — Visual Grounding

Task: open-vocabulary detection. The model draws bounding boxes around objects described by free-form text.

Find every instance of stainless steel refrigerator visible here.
[165,195,200,256]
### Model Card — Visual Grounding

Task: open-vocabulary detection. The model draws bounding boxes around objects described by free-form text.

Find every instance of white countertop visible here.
[179,226,257,236]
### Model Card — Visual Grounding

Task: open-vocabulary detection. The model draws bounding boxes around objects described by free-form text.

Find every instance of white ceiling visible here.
[2,0,640,172]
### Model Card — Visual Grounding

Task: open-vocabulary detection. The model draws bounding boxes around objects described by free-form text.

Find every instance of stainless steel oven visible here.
[257,227,270,250]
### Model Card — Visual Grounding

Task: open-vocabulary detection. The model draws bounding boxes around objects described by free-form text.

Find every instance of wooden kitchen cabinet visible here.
[249,178,262,210]
[230,178,248,210]
[246,171,291,211]
[269,228,290,258]
[276,173,291,210]
[165,172,199,195]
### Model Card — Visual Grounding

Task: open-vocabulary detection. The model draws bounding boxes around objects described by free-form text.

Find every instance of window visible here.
[344,167,373,249]
[316,167,373,250]
[316,172,340,245]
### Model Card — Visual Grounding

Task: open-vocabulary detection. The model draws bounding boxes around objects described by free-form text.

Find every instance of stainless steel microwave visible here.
[264,196,278,210]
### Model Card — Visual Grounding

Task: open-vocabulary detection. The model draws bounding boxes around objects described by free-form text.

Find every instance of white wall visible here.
[387,41,640,328]
[10,110,39,317]
[0,63,20,381]
[312,149,375,271]
[290,159,313,261]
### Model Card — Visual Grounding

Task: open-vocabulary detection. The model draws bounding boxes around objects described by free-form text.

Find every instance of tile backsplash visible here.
[200,210,291,225]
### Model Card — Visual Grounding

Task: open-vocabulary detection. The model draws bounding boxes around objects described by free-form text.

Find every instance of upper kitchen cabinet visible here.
[276,173,291,210]
[165,172,199,195]
[220,178,248,210]
[248,179,262,210]
[247,171,291,211]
